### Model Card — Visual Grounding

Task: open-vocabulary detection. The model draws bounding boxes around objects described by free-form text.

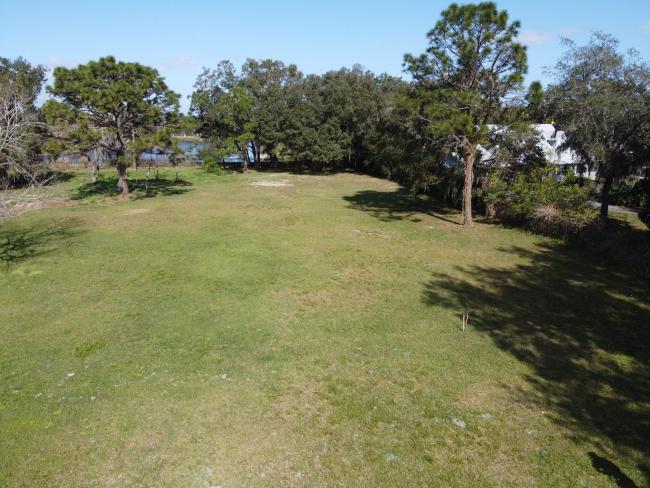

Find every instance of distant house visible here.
[445,123,597,179]
[531,124,597,179]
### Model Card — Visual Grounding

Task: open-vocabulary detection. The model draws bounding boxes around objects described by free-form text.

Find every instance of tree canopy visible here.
[0,57,47,188]
[546,33,650,218]
[48,56,180,195]
[404,1,527,225]
[0,56,46,106]
[5,2,647,234]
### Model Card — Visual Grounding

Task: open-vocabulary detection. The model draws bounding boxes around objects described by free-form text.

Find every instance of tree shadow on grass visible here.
[589,452,639,488]
[0,218,84,269]
[579,218,650,277]
[50,171,77,183]
[343,189,460,225]
[255,161,344,175]
[480,211,650,276]
[422,241,650,484]
[71,175,192,200]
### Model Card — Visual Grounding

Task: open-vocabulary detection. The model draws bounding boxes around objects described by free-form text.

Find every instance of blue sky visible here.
[2,0,650,111]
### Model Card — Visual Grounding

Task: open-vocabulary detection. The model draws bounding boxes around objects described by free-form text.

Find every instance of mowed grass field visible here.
[1,168,648,487]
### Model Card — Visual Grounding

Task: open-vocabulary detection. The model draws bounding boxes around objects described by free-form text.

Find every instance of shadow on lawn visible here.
[0,218,83,269]
[255,161,343,176]
[422,241,650,484]
[343,189,460,225]
[589,452,639,488]
[71,175,192,200]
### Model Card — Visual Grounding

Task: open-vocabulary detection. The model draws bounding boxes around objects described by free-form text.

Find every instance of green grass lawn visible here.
[1,167,648,487]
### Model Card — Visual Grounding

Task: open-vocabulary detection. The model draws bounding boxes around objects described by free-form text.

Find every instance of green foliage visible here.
[202,158,222,175]
[191,59,407,169]
[126,129,185,170]
[2,169,649,486]
[48,56,180,157]
[525,81,546,123]
[40,137,69,161]
[639,204,650,229]
[115,155,130,168]
[170,114,200,136]
[609,178,650,207]
[190,60,239,134]
[546,33,650,217]
[404,2,527,146]
[213,86,254,153]
[633,178,650,228]
[241,58,302,159]
[40,99,77,126]
[1,57,48,186]
[74,340,105,359]
[194,143,223,174]
[363,90,448,195]
[0,56,46,106]
[482,168,597,236]
[479,124,549,175]
[404,2,528,224]
[40,99,103,169]
[191,68,254,169]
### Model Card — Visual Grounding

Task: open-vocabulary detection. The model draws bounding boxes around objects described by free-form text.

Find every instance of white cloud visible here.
[517,27,583,46]
[558,27,582,36]
[46,57,79,69]
[517,30,554,46]
[160,57,198,69]
[643,21,650,33]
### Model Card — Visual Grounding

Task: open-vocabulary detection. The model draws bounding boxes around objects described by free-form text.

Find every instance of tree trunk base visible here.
[462,145,475,227]
[117,163,129,198]
[599,174,613,220]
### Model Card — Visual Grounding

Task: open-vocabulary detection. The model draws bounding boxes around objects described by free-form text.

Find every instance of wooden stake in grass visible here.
[462,312,469,332]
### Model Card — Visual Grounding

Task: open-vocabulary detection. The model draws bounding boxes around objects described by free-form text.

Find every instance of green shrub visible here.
[74,340,105,359]
[202,157,223,175]
[640,203,650,229]
[609,178,650,207]
[482,168,597,237]
[626,178,650,228]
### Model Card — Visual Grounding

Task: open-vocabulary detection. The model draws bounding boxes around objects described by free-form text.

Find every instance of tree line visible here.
[2,2,650,228]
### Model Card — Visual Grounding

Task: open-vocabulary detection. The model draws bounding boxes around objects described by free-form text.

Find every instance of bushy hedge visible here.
[608,178,650,207]
[478,169,649,274]
[480,168,597,238]
[202,157,223,175]
[640,204,650,229]
[613,178,650,229]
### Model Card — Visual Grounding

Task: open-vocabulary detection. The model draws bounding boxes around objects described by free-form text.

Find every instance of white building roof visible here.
[446,123,596,178]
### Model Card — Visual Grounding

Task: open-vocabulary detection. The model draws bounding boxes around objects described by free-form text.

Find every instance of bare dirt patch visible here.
[250,180,293,187]
[123,208,152,215]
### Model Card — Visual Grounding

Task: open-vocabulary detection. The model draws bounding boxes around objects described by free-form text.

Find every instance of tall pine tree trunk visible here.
[481,175,496,218]
[115,134,129,197]
[242,144,249,174]
[462,144,475,227]
[117,161,129,197]
[600,174,613,220]
[253,141,261,167]
[90,161,98,183]
[145,162,151,191]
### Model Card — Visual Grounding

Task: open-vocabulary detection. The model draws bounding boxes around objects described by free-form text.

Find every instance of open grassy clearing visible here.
[1,168,648,487]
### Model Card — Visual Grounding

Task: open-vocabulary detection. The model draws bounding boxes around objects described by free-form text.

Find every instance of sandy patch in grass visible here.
[123,208,152,215]
[454,382,512,412]
[250,180,293,187]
